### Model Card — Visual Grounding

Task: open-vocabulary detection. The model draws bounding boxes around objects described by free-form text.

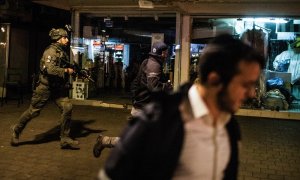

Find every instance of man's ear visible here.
[207,72,221,87]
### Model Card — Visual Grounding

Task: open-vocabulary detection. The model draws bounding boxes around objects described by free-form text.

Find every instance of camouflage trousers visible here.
[13,84,73,139]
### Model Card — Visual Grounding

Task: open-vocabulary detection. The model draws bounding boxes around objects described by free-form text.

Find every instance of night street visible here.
[0,100,129,180]
[1,0,300,180]
[0,99,300,180]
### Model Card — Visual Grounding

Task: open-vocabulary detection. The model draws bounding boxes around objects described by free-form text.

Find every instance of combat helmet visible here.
[49,28,68,41]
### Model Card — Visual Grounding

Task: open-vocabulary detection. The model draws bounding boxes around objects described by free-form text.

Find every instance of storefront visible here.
[189,17,300,112]
[66,1,300,115]
[70,12,177,99]
[171,2,300,116]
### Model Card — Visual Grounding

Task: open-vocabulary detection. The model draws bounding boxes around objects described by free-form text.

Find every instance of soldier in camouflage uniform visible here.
[11,28,79,149]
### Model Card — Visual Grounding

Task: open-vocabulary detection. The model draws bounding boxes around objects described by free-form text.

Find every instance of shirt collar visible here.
[188,85,209,118]
[188,84,231,127]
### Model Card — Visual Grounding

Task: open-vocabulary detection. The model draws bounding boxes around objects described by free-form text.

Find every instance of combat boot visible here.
[93,134,105,158]
[11,125,20,146]
[93,135,119,158]
[60,137,80,150]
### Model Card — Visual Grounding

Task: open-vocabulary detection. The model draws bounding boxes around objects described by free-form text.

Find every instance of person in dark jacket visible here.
[130,41,173,115]
[93,42,173,157]
[98,34,265,180]
[11,28,79,149]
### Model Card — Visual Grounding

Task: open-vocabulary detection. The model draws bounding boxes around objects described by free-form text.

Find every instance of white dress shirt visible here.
[173,85,231,180]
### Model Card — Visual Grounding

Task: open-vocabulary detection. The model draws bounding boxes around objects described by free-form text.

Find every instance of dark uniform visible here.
[131,41,173,113]
[11,28,79,149]
[93,42,173,158]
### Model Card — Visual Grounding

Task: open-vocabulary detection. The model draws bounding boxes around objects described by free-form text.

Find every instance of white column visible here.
[71,10,80,64]
[69,10,81,98]
[180,15,191,85]
[173,12,182,90]
[73,10,80,41]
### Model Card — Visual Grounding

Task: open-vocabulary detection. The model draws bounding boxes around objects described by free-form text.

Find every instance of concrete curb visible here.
[71,99,132,110]
[71,99,300,120]
[236,108,300,121]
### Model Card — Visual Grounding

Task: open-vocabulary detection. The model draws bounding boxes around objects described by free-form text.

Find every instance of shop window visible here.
[192,17,300,111]
[75,14,176,99]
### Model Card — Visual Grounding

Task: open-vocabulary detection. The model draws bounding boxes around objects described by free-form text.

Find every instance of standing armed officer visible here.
[11,28,79,149]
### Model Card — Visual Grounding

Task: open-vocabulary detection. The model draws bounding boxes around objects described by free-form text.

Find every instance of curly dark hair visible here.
[198,33,265,86]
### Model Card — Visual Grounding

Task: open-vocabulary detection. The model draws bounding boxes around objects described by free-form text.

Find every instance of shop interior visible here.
[191,17,300,111]
[70,14,300,111]
[71,14,176,99]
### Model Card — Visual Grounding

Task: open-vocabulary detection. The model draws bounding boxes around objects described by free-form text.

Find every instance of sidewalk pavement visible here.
[0,97,300,180]
[237,116,300,180]
[0,99,130,180]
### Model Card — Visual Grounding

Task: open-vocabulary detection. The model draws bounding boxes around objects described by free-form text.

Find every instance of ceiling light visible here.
[104,17,111,22]
[242,18,288,23]
[0,42,6,47]
[138,0,154,9]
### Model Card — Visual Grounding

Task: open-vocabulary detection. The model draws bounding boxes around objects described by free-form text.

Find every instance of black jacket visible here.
[105,83,240,180]
[131,54,172,109]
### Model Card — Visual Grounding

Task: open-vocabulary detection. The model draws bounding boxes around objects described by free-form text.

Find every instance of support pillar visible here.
[180,15,191,85]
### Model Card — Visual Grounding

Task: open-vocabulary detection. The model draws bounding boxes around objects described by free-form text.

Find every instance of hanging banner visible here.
[151,33,164,46]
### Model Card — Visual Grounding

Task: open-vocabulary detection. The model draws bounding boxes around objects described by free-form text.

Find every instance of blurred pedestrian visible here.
[130,41,173,115]
[98,34,265,180]
[93,42,173,157]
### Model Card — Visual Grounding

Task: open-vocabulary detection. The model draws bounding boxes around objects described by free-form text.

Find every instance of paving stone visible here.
[237,116,300,180]
[244,176,260,180]
[253,172,269,178]
[1,101,300,180]
[268,174,285,180]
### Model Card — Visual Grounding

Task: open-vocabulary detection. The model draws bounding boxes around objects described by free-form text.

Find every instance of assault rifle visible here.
[70,62,95,83]
[63,24,95,83]
[61,58,95,83]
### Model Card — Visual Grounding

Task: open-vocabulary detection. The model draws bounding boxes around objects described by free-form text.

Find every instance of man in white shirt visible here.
[99,34,265,180]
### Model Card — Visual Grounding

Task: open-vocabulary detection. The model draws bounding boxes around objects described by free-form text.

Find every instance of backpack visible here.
[262,89,289,110]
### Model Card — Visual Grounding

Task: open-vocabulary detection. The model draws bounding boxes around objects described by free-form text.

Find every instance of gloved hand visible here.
[164,80,173,91]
